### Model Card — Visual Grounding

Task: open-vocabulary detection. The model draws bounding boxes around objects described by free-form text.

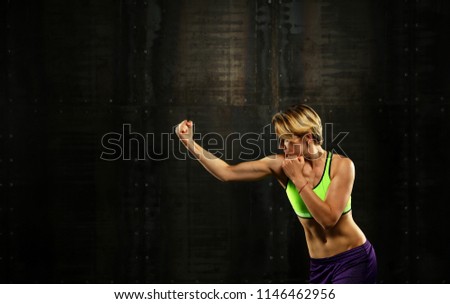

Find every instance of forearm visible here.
[181,139,231,181]
[293,179,337,229]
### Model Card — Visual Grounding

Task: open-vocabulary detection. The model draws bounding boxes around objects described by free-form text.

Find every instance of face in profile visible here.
[279,134,306,159]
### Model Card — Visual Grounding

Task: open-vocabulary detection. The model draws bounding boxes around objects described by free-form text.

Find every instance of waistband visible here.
[310,240,373,265]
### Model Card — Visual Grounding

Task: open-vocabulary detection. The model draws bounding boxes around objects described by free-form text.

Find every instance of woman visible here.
[176,104,377,283]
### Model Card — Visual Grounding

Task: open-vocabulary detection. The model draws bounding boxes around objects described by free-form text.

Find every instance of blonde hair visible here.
[271,104,323,145]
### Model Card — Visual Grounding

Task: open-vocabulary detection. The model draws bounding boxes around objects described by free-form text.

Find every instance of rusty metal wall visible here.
[3,0,450,283]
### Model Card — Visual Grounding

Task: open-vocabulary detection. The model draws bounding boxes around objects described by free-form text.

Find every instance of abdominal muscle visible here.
[299,212,366,258]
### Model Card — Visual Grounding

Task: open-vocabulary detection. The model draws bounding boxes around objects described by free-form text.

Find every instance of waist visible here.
[310,240,374,264]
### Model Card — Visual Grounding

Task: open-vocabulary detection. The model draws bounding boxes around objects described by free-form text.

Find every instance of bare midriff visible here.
[299,212,366,259]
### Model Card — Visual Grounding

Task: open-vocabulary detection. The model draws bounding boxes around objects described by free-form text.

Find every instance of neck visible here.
[304,146,325,165]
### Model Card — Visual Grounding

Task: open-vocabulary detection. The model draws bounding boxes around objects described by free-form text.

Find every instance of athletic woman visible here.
[175,104,377,283]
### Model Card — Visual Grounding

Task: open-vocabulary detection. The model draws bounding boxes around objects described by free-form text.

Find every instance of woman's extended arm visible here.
[176,120,282,182]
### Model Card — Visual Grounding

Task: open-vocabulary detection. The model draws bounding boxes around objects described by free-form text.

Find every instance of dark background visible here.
[3,0,450,283]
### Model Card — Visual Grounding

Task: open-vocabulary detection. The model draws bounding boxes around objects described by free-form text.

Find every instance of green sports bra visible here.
[285,151,352,219]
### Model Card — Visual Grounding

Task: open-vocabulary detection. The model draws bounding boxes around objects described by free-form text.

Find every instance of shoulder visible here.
[262,154,285,168]
[262,154,287,180]
[330,152,355,180]
[264,154,288,187]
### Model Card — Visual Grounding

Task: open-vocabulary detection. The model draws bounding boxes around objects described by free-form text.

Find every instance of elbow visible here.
[216,171,231,183]
[321,216,340,230]
[216,165,233,182]
[217,175,230,182]
[322,223,336,231]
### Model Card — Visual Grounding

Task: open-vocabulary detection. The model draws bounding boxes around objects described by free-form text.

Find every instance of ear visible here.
[303,133,313,144]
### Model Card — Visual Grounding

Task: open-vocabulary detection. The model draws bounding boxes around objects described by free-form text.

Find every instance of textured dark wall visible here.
[3,0,450,283]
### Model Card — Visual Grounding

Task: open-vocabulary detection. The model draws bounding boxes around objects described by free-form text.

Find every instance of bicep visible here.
[324,159,355,214]
[225,155,280,182]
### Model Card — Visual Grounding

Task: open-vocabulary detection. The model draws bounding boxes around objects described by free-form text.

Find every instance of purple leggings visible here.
[309,240,377,284]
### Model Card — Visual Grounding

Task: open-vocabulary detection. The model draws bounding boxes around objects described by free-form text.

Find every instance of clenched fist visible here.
[282,156,307,185]
[176,120,194,144]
